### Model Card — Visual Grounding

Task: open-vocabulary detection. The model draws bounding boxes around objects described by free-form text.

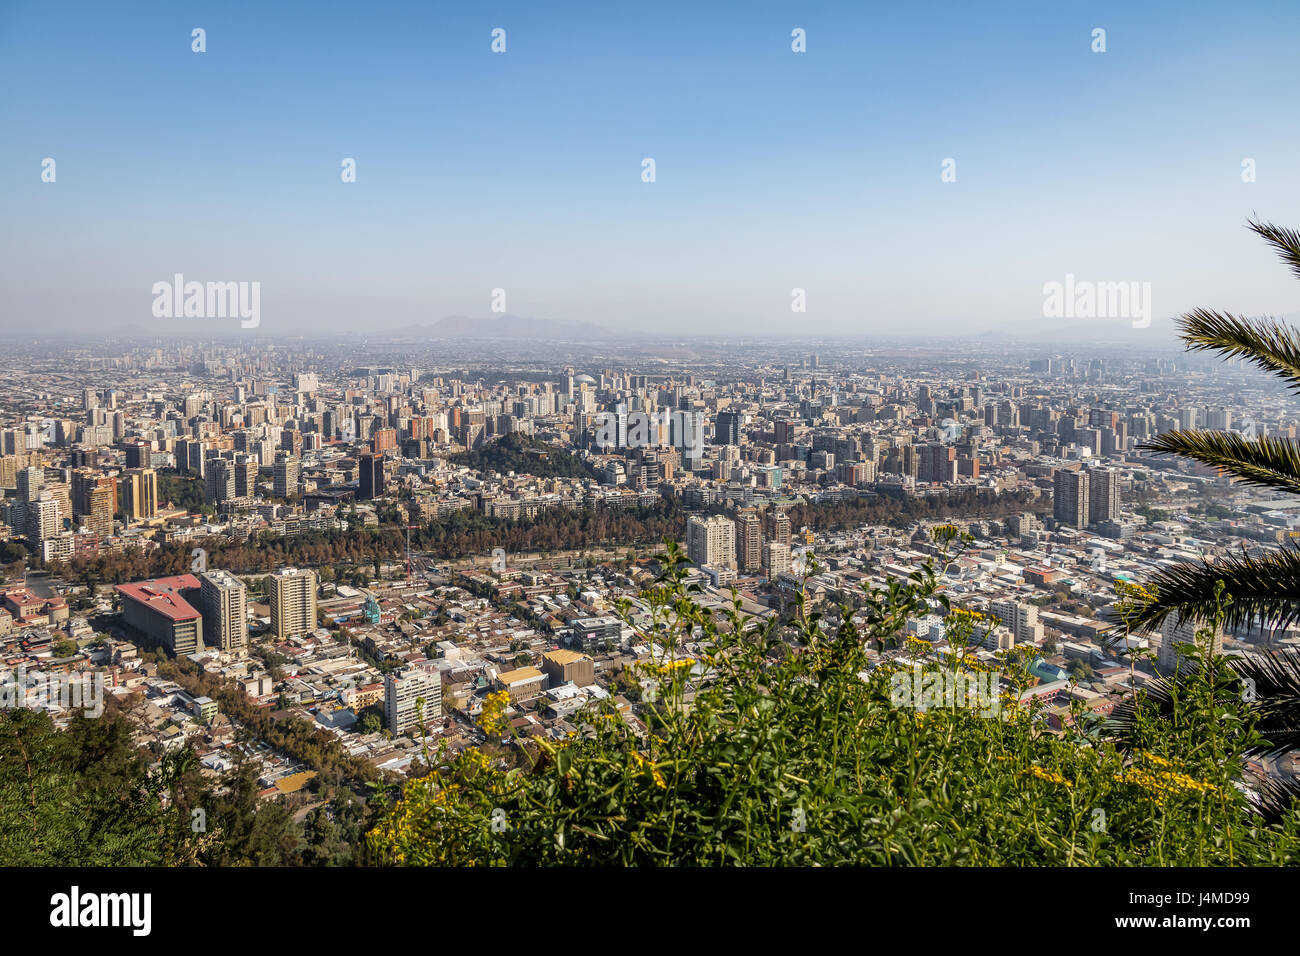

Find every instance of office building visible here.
[115,574,204,656]
[200,569,248,654]
[1053,468,1089,528]
[714,411,742,446]
[1088,467,1121,525]
[270,567,318,639]
[119,467,158,522]
[358,452,384,500]
[384,669,442,734]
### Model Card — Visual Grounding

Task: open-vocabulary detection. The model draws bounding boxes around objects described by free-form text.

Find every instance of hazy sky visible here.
[2,0,1299,339]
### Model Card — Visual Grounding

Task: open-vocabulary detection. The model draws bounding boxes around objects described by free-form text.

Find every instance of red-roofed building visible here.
[116,574,205,656]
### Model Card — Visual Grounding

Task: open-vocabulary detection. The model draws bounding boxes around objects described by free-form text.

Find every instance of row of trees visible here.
[50,485,1048,591]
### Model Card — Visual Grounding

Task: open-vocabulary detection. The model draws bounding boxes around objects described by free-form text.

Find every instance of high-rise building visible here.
[199,569,248,654]
[763,541,791,576]
[1088,467,1121,525]
[71,470,116,537]
[205,457,235,503]
[270,567,318,639]
[1088,408,1120,431]
[119,468,158,522]
[358,452,384,500]
[124,442,151,469]
[25,494,62,545]
[1053,468,1089,528]
[176,437,206,477]
[714,411,742,446]
[234,454,259,499]
[384,669,442,735]
[273,452,300,499]
[686,514,736,570]
[990,599,1044,644]
[735,510,763,572]
[918,443,957,484]
[280,428,303,457]
[16,465,43,505]
[765,509,792,547]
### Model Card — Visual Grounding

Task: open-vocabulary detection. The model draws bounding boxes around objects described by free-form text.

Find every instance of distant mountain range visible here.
[389,314,617,341]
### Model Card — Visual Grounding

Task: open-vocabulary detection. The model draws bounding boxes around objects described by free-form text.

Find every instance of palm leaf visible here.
[1106,649,1300,759]
[1106,546,1300,634]
[1178,310,1300,393]
[1248,216,1300,283]
[1227,648,1300,757]
[1247,774,1300,825]
[1141,429,1300,496]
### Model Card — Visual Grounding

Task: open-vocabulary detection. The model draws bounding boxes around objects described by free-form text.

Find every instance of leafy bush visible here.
[367,531,1300,865]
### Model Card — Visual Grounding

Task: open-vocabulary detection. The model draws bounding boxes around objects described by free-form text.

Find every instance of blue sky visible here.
[2,0,1299,338]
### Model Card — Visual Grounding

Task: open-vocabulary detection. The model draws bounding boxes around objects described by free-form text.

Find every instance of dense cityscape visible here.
[4,333,1299,852]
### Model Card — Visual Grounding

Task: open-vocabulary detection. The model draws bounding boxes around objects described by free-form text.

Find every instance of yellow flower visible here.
[1024,765,1072,787]
[478,690,512,737]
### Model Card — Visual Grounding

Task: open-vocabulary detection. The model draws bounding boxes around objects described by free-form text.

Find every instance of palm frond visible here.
[1178,310,1300,393]
[1185,310,1300,392]
[1181,220,1300,388]
[1105,671,1180,741]
[1226,649,1300,757]
[1141,430,1300,496]
[1247,774,1300,825]
[1106,650,1300,759]
[1105,546,1300,634]
[1248,216,1300,283]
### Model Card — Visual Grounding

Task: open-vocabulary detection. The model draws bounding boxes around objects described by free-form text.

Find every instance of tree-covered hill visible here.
[449,432,597,479]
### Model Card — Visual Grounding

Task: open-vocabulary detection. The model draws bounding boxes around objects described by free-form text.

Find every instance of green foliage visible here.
[157,470,207,512]
[367,535,1300,866]
[450,432,597,479]
[0,709,312,866]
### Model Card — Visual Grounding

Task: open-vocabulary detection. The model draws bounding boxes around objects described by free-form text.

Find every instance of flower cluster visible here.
[477,690,512,738]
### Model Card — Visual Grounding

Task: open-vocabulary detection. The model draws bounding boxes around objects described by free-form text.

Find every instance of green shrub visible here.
[367,530,1300,866]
